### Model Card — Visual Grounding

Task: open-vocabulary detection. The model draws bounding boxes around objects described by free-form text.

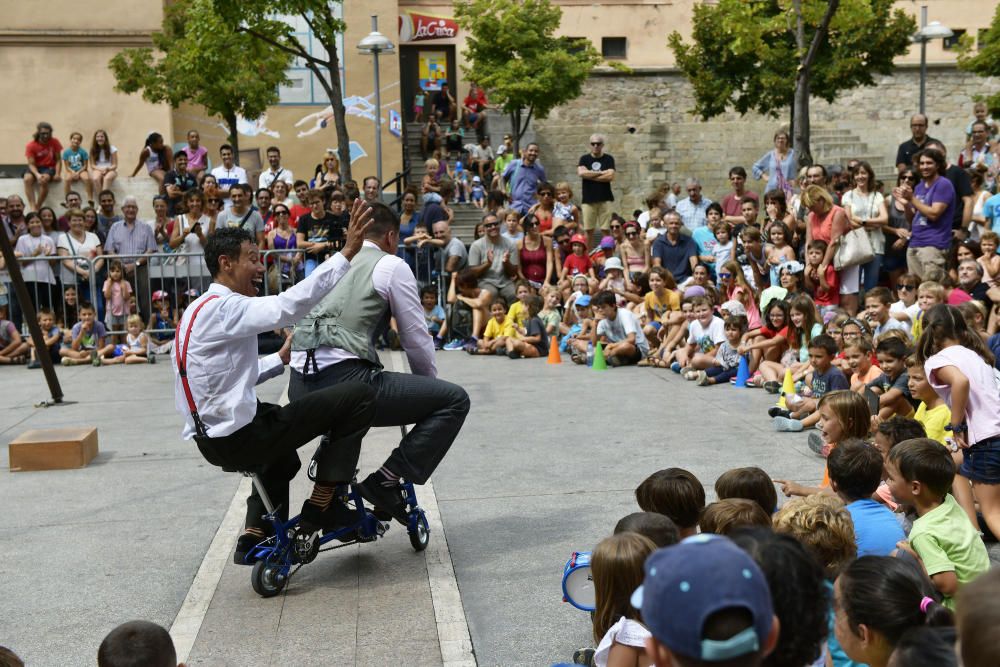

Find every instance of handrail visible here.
[384,168,412,212]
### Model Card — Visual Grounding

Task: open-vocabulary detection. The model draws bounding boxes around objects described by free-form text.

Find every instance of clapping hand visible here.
[341,199,375,261]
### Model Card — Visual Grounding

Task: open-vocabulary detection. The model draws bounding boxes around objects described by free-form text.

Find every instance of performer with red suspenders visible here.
[173,199,378,565]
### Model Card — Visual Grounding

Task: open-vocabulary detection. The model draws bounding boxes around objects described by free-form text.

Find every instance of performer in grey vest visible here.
[289,202,470,524]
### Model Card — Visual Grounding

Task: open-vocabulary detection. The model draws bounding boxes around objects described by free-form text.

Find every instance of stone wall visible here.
[532,66,998,215]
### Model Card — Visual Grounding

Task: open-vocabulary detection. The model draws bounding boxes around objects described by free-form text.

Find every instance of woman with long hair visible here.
[803,184,858,315]
[842,160,888,292]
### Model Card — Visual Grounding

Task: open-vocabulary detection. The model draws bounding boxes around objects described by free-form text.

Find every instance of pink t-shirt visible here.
[183,145,208,171]
[926,345,1000,445]
[105,279,133,318]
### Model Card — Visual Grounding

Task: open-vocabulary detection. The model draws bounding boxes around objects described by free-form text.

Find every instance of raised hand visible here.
[341,199,375,261]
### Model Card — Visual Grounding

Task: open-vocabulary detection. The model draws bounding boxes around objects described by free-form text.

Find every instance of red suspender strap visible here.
[177,294,220,438]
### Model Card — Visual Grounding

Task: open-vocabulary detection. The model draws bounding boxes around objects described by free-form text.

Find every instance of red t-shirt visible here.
[25,138,63,169]
[289,204,310,228]
[563,253,592,276]
[464,90,488,112]
[812,264,840,306]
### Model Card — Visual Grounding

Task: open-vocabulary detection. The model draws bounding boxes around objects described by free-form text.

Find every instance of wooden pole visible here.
[0,229,64,403]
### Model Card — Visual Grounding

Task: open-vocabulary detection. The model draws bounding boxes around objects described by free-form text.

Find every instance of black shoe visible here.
[234,532,270,566]
[358,473,410,525]
[507,350,521,359]
[763,381,781,394]
[299,498,357,532]
[768,407,791,419]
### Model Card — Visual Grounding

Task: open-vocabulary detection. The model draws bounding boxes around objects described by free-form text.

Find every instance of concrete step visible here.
[811,130,862,141]
[812,141,870,155]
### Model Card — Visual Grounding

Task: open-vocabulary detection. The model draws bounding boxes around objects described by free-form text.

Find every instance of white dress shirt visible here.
[259,167,294,190]
[172,253,351,439]
[290,240,436,378]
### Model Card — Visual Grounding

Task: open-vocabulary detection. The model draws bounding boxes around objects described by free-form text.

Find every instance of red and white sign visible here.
[399,11,459,42]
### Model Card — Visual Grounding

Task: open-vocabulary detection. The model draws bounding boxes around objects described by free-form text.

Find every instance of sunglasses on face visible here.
[898,284,916,291]
[718,272,732,279]
[557,238,570,244]
[590,142,603,146]
[539,192,553,197]
[275,210,290,216]
[901,175,916,183]
[626,232,638,238]
[483,222,500,229]
[525,221,539,228]
[610,225,622,230]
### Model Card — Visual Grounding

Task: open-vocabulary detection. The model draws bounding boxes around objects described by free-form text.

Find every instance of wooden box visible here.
[8,427,98,472]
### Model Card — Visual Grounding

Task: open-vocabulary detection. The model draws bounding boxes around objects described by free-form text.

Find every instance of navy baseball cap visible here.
[630,535,773,662]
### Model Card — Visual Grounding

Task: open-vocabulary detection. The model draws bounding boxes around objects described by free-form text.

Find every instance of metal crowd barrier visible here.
[5,244,448,340]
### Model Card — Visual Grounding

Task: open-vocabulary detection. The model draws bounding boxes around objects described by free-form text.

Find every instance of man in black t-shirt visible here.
[925,140,974,240]
[895,114,938,173]
[577,133,616,244]
[295,189,342,275]
[164,151,198,216]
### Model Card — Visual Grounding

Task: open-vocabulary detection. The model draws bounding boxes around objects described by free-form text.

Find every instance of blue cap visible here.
[631,535,773,662]
[575,294,591,307]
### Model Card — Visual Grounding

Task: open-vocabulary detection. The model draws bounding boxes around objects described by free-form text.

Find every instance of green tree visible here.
[214,0,356,183]
[668,0,915,167]
[454,0,602,152]
[108,0,291,161]
[957,4,1000,117]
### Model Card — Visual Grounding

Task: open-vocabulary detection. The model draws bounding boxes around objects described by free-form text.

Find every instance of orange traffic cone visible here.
[547,337,562,364]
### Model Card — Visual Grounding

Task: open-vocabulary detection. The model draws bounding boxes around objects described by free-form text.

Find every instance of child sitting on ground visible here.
[776,389,872,497]
[505,295,547,359]
[589,532,656,667]
[60,301,114,366]
[98,619,181,667]
[692,314,746,386]
[473,299,514,355]
[865,286,912,340]
[889,438,990,609]
[639,266,680,345]
[905,355,976,526]
[538,286,562,340]
[104,314,151,365]
[0,304,29,364]
[447,269,492,344]
[26,307,61,369]
[867,336,916,422]
[566,294,598,362]
[872,416,927,511]
[912,280,946,340]
[673,295,724,373]
[699,498,771,535]
[827,438,906,556]
[420,284,447,347]
[635,467,705,539]
[771,335,850,432]
[890,273,922,325]
[592,290,648,366]
[715,466,778,514]
[646,297,696,368]
[612,512,679,548]
[846,337,881,391]
[506,280,533,329]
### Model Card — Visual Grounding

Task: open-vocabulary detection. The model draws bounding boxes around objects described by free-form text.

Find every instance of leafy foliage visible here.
[455,0,602,141]
[109,0,291,151]
[668,0,916,120]
[957,4,1000,117]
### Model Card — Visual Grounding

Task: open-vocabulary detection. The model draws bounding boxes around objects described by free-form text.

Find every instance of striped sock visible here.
[378,466,400,487]
[244,526,265,539]
[306,482,335,511]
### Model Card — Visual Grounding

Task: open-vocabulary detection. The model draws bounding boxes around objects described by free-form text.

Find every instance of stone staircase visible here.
[809,129,896,183]
[403,121,485,243]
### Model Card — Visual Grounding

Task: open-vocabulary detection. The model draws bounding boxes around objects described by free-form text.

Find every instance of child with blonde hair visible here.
[912,281,945,340]
[553,181,581,230]
[105,314,151,365]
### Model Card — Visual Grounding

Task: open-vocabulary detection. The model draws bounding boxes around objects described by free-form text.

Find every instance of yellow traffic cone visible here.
[777,368,795,408]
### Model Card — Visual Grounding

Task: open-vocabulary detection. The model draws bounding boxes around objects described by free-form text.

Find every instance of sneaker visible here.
[773,416,804,432]
[234,532,270,566]
[433,337,444,350]
[90,350,101,367]
[747,371,763,387]
[768,407,791,419]
[462,337,479,353]
[696,370,711,386]
[443,338,466,351]
[683,370,699,380]
[763,381,781,394]
[147,352,156,364]
[680,366,695,375]
[807,432,834,458]
[507,350,521,360]
[357,472,410,525]
[669,361,682,373]
[607,355,623,367]
[26,360,41,369]
[573,647,596,666]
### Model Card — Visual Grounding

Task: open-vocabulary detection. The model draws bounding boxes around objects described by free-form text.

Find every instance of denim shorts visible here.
[960,436,1000,484]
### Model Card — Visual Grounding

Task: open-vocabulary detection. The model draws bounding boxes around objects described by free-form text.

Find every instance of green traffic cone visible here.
[592,341,607,371]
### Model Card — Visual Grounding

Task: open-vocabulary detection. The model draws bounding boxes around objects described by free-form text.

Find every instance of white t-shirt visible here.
[15,234,56,284]
[645,226,665,242]
[594,617,650,667]
[92,145,118,169]
[259,167,294,190]
[687,316,726,352]
[596,308,649,355]
[210,165,249,193]
[56,230,102,284]
[890,300,921,325]
[841,189,886,254]
[873,315,912,340]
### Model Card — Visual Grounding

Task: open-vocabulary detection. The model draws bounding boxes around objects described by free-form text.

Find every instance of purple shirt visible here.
[911,176,955,250]
[70,321,108,349]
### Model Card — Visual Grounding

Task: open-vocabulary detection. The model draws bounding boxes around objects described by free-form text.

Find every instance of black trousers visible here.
[196,382,376,533]
[289,359,470,485]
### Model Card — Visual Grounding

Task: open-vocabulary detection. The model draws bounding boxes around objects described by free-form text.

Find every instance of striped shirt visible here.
[103,219,157,264]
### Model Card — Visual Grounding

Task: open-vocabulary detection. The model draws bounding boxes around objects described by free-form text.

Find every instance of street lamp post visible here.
[357,15,395,187]
[914,5,953,115]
